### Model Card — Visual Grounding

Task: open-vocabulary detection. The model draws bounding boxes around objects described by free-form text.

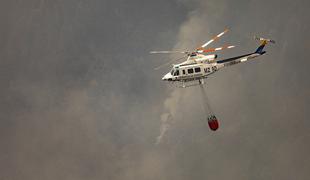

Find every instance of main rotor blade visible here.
[150,51,188,54]
[196,45,235,53]
[199,29,229,48]
[154,56,187,70]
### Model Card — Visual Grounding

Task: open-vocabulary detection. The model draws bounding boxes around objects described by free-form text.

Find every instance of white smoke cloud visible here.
[156,89,181,144]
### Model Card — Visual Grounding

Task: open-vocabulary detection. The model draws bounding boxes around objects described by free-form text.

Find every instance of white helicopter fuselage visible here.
[162,54,223,82]
[162,62,221,82]
[162,52,262,83]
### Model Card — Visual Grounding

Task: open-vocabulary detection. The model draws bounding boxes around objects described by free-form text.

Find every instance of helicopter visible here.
[150,29,275,87]
[150,29,275,131]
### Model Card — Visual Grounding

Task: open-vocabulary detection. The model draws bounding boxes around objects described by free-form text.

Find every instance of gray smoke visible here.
[1,0,310,180]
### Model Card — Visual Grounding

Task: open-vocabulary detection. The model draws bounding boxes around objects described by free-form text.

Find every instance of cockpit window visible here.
[170,68,179,76]
[173,70,179,76]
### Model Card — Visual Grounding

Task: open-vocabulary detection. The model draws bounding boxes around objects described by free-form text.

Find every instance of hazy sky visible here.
[1,0,309,179]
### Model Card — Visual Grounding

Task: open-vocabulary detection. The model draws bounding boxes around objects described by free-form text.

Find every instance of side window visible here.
[182,70,186,75]
[194,67,201,73]
[188,68,194,74]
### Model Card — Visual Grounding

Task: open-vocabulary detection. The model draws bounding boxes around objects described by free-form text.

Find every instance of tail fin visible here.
[254,36,275,54]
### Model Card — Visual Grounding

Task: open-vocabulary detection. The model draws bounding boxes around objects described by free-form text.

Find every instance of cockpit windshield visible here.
[170,68,175,75]
[170,68,179,76]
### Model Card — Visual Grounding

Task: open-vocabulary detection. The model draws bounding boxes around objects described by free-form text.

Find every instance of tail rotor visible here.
[254,36,275,54]
[254,36,275,44]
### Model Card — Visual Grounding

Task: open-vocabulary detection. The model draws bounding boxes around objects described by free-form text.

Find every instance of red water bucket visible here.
[207,115,219,131]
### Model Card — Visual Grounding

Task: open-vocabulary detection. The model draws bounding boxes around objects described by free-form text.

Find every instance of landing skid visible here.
[174,78,207,88]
